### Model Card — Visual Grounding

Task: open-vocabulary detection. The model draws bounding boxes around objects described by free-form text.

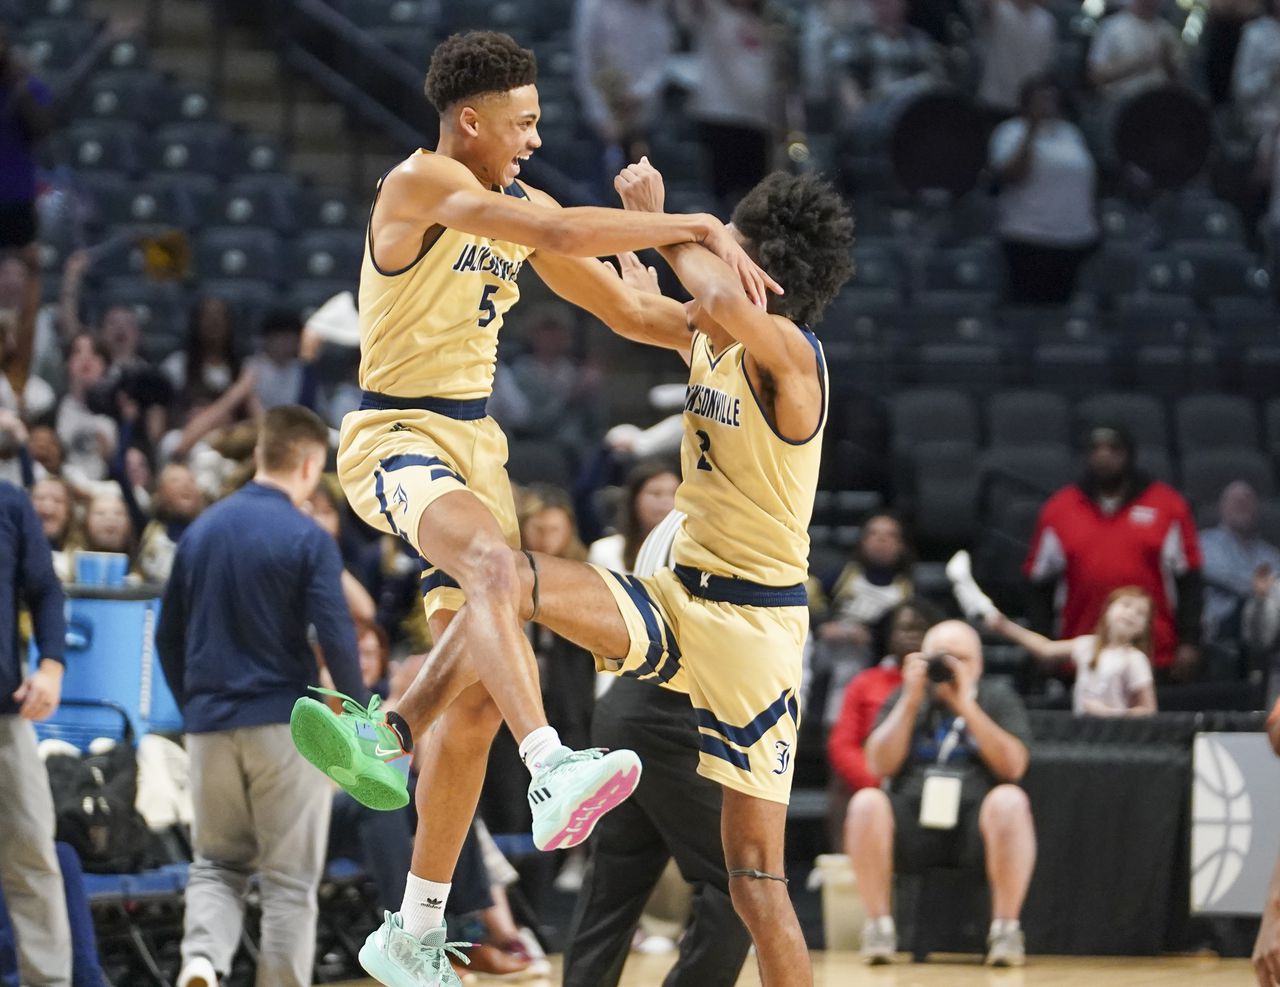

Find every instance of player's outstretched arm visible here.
[384,153,778,305]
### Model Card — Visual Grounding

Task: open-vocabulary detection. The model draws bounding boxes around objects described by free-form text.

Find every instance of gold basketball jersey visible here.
[672,330,827,587]
[357,151,535,400]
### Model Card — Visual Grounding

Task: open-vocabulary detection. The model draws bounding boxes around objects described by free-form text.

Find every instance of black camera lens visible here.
[925,653,955,684]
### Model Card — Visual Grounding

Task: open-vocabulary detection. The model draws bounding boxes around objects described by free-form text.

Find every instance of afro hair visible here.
[424,31,537,113]
[730,172,854,327]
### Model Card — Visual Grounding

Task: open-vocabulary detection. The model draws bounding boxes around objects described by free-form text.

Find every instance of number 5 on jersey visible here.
[695,429,713,472]
[478,284,499,327]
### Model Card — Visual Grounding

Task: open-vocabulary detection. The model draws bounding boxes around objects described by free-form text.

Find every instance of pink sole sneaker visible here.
[538,764,641,851]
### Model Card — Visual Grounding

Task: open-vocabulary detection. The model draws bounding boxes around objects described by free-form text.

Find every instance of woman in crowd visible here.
[56,332,117,487]
[30,475,77,582]
[987,586,1158,715]
[80,489,135,563]
[162,296,243,406]
[306,475,376,626]
[990,74,1098,304]
[587,459,679,573]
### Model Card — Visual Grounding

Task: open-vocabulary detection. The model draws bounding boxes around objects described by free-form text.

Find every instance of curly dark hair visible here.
[424,31,538,113]
[730,172,855,327]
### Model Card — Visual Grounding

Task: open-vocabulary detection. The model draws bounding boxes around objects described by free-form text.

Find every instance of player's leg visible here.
[720,789,812,987]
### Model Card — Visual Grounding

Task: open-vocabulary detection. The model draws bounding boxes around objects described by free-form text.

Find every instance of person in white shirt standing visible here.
[1232,0,1280,224]
[976,0,1057,117]
[1087,0,1184,98]
[989,76,1098,304]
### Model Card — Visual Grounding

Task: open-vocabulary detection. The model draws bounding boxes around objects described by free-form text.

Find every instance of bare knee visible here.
[459,538,520,605]
[979,784,1032,837]
[845,788,893,842]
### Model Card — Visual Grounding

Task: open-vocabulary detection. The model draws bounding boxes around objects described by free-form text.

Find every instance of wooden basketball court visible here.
[339,952,1253,985]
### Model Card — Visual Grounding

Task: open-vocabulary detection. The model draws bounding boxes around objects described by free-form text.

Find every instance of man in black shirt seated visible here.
[844,620,1035,967]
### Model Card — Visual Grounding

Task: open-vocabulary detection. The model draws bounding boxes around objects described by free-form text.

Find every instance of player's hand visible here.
[902,653,928,704]
[615,251,662,296]
[1255,903,1280,987]
[13,660,63,721]
[933,654,977,714]
[614,156,666,214]
[699,221,784,310]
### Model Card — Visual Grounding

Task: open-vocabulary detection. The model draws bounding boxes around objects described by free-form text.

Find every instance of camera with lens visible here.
[925,652,955,685]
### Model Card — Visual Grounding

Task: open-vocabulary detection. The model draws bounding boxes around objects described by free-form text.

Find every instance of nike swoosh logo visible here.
[374,745,404,758]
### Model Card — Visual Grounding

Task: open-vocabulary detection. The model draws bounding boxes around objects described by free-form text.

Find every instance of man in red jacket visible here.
[1024,424,1203,679]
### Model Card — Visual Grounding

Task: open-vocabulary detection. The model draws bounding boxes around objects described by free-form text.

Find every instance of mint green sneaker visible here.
[528,747,642,851]
[359,912,469,987]
[290,688,410,810]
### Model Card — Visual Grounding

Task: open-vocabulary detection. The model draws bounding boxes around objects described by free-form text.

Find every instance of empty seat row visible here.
[54,121,283,181]
[890,389,1280,459]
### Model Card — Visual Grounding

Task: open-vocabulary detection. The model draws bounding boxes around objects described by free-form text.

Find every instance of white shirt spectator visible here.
[0,371,54,420]
[1070,635,1155,714]
[160,351,235,397]
[573,0,675,137]
[1087,10,1183,96]
[978,0,1057,112]
[1232,15,1280,136]
[686,0,775,131]
[990,118,1099,245]
[802,0,875,100]
[56,394,116,484]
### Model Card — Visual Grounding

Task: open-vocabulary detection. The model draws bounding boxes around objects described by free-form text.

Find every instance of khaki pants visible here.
[183,725,331,987]
[0,715,71,986]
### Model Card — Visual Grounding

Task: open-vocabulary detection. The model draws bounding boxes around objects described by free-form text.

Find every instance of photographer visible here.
[844,620,1035,968]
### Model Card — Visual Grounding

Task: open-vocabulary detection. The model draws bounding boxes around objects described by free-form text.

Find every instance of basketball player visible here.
[346,164,854,986]
[288,31,780,987]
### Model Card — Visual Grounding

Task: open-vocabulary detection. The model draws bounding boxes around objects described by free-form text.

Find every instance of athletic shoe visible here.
[290,689,410,811]
[945,550,997,622]
[176,955,218,987]
[860,918,897,965]
[528,747,641,851]
[986,925,1026,967]
[359,911,470,986]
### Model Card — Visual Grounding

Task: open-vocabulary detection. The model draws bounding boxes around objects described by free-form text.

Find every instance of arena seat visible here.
[910,439,980,548]
[16,16,99,73]
[1097,197,1146,244]
[55,120,145,175]
[1174,393,1259,453]
[299,187,363,230]
[196,226,285,283]
[890,388,979,454]
[980,443,1074,516]
[84,177,194,234]
[1180,448,1275,507]
[986,390,1071,448]
[1157,195,1245,246]
[1075,392,1168,448]
[288,229,365,284]
[1178,244,1273,306]
[919,244,1004,294]
[80,69,164,125]
[849,244,902,292]
[148,121,236,177]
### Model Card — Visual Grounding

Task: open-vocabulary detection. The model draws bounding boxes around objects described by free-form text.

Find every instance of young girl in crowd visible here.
[987,586,1158,716]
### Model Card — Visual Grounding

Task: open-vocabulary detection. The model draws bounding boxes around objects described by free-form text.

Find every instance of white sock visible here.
[401,873,451,938]
[991,918,1020,936]
[518,725,564,775]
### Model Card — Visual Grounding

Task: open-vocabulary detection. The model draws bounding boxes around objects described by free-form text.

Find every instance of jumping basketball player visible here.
[288,31,780,987]
[325,162,854,985]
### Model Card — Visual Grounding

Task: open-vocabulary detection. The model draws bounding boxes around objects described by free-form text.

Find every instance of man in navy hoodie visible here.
[0,479,70,985]
[158,406,370,987]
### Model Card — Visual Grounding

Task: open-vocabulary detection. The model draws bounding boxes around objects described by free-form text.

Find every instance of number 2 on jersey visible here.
[478,284,499,327]
[695,429,714,472]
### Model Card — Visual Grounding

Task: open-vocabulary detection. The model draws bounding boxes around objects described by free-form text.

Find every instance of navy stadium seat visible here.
[1075,392,1168,448]
[1175,394,1259,453]
[288,229,365,284]
[1181,448,1275,507]
[16,17,99,73]
[197,226,284,282]
[56,120,144,175]
[80,70,164,124]
[149,122,235,177]
[986,390,1072,448]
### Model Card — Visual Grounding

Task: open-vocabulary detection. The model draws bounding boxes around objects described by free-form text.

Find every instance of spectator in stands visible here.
[808,511,914,728]
[573,0,676,173]
[586,458,679,572]
[826,598,936,847]
[990,75,1098,305]
[138,464,205,584]
[0,251,53,419]
[1232,0,1280,224]
[157,405,368,987]
[681,0,779,208]
[30,475,76,582]
[975,0,1057,119]
[1087,0,1184,97]
[0,408,30,488]
[846,620,1035,967]
[1242,565,1280,705]
[510,304,604,456]
[246,312,312,412]
[80,488,135,569]
[306,475,377,626]
[0,478,70,987]
[1200,481,1280,643]
[836,0,944,115]
[987,586,1158,715]
[27,424,62,480]
[0,28,53,252]
[801,0,875,119]
[1025,424,1203,680]
[56,333,116,486]
[163,296,244,407]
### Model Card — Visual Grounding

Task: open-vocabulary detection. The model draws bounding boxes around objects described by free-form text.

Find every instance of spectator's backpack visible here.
[44,740,152,873]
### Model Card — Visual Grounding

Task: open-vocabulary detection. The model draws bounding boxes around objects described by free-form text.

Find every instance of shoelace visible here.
[406,938,471,978]
[309,686,384,730]
[542,747,606,778]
